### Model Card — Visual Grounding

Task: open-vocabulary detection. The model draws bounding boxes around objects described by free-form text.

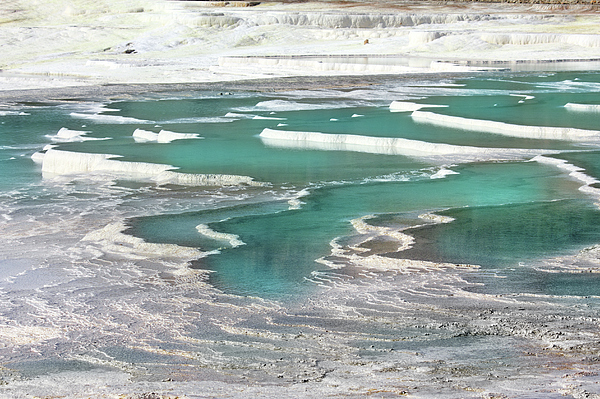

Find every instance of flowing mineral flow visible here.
[3,0,600,398]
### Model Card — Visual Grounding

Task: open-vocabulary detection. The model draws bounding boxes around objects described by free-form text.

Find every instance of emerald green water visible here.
[3,71,600,300]
[5,71,600,398]
[128,159,590,297]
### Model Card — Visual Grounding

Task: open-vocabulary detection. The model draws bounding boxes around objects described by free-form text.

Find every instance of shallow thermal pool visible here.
[2,71,600,397]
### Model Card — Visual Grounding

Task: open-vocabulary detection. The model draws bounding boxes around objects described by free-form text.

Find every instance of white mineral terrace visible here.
[1,0,600,90]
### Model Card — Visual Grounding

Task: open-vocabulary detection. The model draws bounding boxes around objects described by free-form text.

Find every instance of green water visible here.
[129,159,591,297]
[4,71,600,299]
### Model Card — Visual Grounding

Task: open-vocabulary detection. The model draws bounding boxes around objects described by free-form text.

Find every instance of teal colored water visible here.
[0,108,64,189]
[183,161,590,297]
[396,199,600,267]
[3,71,600,300]
[549,151,600,182]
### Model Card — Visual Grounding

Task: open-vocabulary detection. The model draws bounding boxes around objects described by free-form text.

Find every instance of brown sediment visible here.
[381,222,451,263]
[0,73,460,104]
